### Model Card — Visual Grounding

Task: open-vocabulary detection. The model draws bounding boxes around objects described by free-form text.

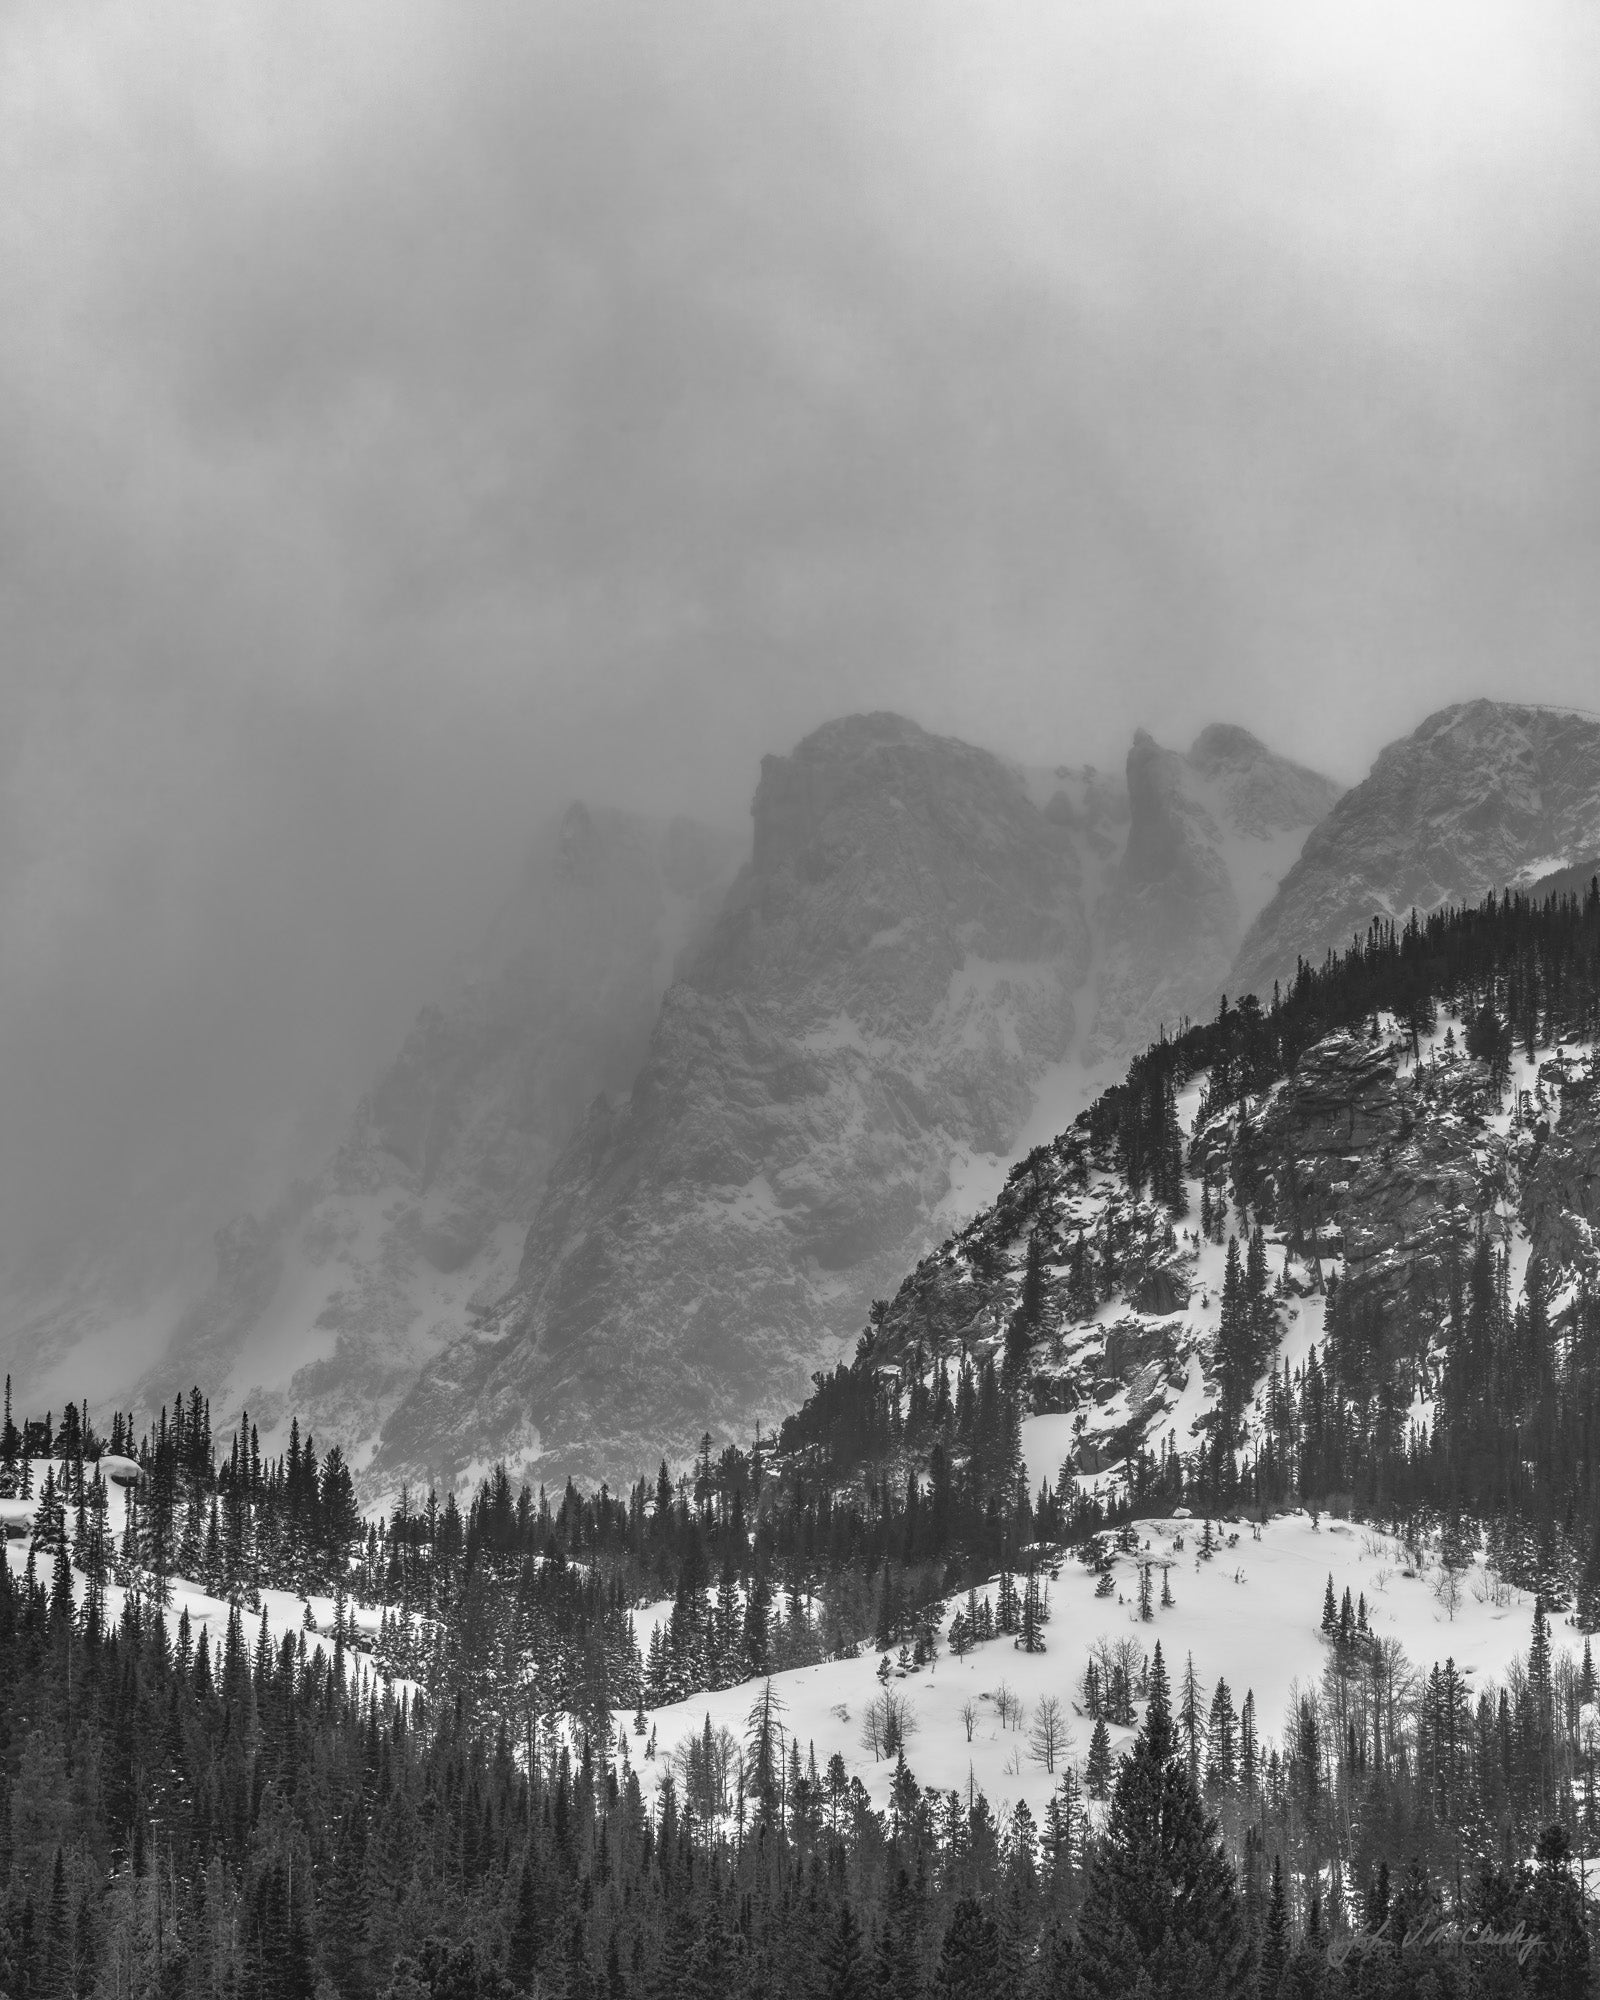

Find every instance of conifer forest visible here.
[7,880,1600,1997]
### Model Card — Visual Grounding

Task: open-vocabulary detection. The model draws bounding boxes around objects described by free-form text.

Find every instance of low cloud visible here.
[3,0,1599,1262]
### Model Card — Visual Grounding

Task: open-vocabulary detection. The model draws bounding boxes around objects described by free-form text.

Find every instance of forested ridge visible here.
[7,877,1600,1995]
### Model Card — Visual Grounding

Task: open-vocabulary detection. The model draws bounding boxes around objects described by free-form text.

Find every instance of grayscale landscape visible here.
[5,6,1600,1997]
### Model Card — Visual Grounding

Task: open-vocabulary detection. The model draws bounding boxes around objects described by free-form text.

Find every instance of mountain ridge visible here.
[1230,698,1600,1002]
[373,709,1340,1492]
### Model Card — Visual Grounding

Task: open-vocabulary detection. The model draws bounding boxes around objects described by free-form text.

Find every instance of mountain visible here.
[822,876,1600,1553]
[1086,722,1342,1062]
[1231,699,1600,1002]
[3,709,1335,1486]
[8,878,1600,2000]
[375,712,1339,1490]
[132,804,742,1458]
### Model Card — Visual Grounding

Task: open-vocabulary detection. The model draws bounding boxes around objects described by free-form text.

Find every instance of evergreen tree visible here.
[1075,1644,1249,1999]
[933,1897,1002,2000]
[1257,1854,1288,1999]
[1523,1823,1588,2000]
[1085,1719,1113,1802]
[818,1900,870,2000]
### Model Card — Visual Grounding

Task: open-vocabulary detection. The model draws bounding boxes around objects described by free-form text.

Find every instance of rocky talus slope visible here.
[376,713,1339,1488]
[1232,701,1600,1001]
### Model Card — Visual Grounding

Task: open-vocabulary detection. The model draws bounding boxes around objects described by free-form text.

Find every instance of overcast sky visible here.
[3,0,1600,1267]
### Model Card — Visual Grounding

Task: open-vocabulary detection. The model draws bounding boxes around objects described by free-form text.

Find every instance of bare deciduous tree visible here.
[1029,1694,1071,1774]
[861,1688,919,1762]
[673,1716,740,1824]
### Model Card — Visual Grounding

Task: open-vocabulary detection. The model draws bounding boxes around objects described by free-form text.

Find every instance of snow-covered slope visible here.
[6,1451,1564,1853]
[624,1509,1568,1826]
[865,1003,1596,1508]
[605,1007,1598,1831]
[1,1460,397,1707]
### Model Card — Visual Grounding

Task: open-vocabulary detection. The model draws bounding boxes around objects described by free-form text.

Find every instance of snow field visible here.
[618,1511,1576,1828]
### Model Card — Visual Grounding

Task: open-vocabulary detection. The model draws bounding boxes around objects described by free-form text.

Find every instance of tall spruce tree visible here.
[933,1897,1001,2000]
[1075,1643,1249,1999]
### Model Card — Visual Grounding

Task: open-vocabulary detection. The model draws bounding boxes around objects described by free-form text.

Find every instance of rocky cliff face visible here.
[1089,724,1342,1058]
[378,716,1097,1485]
[1521,1053,1600,1279]
[138,805,741,1456]
[19,708,1335,1486]
[1251,1028,1500,1320]
[376,713,1338,1490]
[1232,702,1600,1002]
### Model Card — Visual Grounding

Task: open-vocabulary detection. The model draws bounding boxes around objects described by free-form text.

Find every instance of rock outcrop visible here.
[19,707,1337,1488]
[376,712,1337,1489]
[379,716,1099,1484]
[1254,1028,1499,1321]
[1232,702,1600,1002]
[1090,724,1342,1056]
[1521,1056,1600,1279]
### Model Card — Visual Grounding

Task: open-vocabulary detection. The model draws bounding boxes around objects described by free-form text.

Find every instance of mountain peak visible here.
[1187,720,1270,768]
[1231,700,1600,999]
[784,710,935,760]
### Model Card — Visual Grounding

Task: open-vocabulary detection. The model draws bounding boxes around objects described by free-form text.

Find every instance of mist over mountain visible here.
[0,807,741,1448]
[1231,700,1600,1002]
[20,698,1600,1499]
[1086,722,1342,1063]
[374,710,1337,1490]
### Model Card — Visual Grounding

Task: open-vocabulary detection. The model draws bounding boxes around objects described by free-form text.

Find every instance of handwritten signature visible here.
[1328,1909,1540,1970]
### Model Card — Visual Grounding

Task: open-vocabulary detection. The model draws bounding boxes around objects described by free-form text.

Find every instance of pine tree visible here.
[1257,1853,1288,1998]
[1179,1653,1204,1785]
[818,1900,870,2000]
[1205,1680,1238,1795]
[0,1375,19,1497]
[933,1898,1001,2000]
[1086,1718,1113,1801]
[1020,1566,1048,1652]
[1523,1824,1589,1999]
[1074,1642,1250,1999]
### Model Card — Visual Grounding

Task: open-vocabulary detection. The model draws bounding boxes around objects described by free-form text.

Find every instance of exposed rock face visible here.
[16,708,1333,1487]
[1254,1028,1499,1320]
[379,715,1098,1484]
[1232,702,1600,1001]
[140,805,741,1454]
[377,713,1337,1490]
[1090,724,1342,1056]
[1521,1057,1600,1278]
